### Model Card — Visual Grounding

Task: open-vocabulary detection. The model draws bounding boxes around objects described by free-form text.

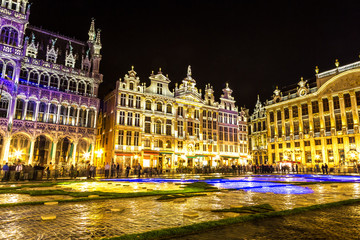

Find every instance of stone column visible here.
[45,102,51,123]
[75,107,80,126]
[93,110,97,128]
[85,109,89,127]
[90,142,95,164]
[1,0,6,7]
[56,104,61,124]
[1,136,11,164]
[22,100,28,120]
[72,141,78,165]
[50,140,58,164]
[34,101,40,122]
[28,138,36,165]
[66,106,71,125]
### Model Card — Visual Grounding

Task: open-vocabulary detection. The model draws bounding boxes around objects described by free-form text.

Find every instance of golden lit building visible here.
[249,95,267,164]
[266,59,360,169]
[97,66,248,170]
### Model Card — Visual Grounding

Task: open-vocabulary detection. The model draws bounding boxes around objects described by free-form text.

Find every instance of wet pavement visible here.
[0,182,360,239]
[175,203,360,240]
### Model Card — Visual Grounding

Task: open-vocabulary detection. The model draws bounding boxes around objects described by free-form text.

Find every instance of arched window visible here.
[0,27,18,46]
[40,74,49,87]
[37,102,47,122]
[59,105,67,125]
[69,106,76,125]
[155,120,162,134]
[29,71,39,85]
[25,101,36,121]
[78,82,85,95]
[158,140,163,148]
[60,77,68,92]
[156,102,162,112]
[50,75,58,88]
[86,83,92,95]
[0,94,9,118]
[88,109,95,128]
[69,80,77,92]
[15,98,24,119]
[79,108,86,127]
[20,68,28,82]
[129,82,134,90]
[48,103,57,123]
[166,104,172,114]
[145,100,152,110]
[5,62,14,79]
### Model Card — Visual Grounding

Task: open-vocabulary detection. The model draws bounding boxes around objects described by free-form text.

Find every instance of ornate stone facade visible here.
[265,59,360,168]
[0,1,102,166]
[98,66,248,170]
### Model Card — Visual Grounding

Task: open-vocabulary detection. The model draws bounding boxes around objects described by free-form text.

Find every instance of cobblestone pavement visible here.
[0,183,359,239]
[175,203,360,240]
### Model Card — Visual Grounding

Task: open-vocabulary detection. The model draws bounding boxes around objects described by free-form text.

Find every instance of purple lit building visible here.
[0,1,102,166]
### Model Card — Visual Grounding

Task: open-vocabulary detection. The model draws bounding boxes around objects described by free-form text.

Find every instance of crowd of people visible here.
[2,161,360,181]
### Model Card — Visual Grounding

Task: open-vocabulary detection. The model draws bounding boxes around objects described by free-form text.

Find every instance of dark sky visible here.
[30,0,360,113]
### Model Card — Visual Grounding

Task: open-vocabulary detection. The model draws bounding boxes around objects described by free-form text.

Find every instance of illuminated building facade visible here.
[266,59,360,168]
[99,66,248,170]
[249,95,267,164]
[0,1,102,165]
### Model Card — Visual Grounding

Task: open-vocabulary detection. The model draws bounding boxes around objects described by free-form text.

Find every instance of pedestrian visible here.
[321,164,325,175]
[116,163,120,178]
[104,163,110,178]
[45,164,50,180]
[137,163,142,178]
[2,163,9,181]
[70,164,74,179]
[325,163,328,174]
[15,162,23,181]
[296,164,299,174]
[125,165,130,178]
[89,165,95,179]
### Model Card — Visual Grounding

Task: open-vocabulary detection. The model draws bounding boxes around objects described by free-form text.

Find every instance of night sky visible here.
[30,0,360,113]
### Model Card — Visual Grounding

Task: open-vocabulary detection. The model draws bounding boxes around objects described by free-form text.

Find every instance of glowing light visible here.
[134,154,139,159]
[95,149,103,158]
[83,152,90,159]
[14,150,23,159]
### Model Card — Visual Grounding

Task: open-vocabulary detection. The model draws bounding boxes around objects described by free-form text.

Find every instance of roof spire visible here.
[88,18,96,42]
[187,65,192,77]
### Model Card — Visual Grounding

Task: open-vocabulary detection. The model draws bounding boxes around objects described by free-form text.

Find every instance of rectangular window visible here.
[335,114,342,131]
[326,138,332,145]
[120,94,126,106]
[135,113,140,127]
[301,103,308,116]
[178,121,183,137]
[349,137,355,144]
[187,121,193,136]
[278,143,282,149]
[208,120,212,129]
[323,98,329,112]
[233,129,237,142]
[128,95,134,108]
[178,141,183,150]
[270,126,275,138]
[315,139,321,145]
[157,83,163,95]
[195,123,200,138]
[177,107,183,117]
[277,110,282,121]
[344,93,351,108]
[295,142,300,147]
[203,130,207,140]
[306,151,312,163]
[338,138,343,144]
[224,127,228,141]
[208,130,212,140]
[325,116,331,132]
[144,139,150,148]
[213,132,217,141]
[194,110,200,119]
[224,114,228,123]
[286,142,291,148]
[271,144,275,149]
[328,150,334,162]
[292,106,298,118]
[346,112,354,129]
[203,118,207,128]
[219,127,223,141]
[136,96,141,109]
[118,130,124,145]
[119,111,125,125]
[333,96,340,110]
[126,131,132,145]
[277,124,282,137]
[313,118,320,133]
[294,121,299,135]
[127,112,133,126]
[303,120,309,134]
[312,101,319,114]
[269,112,274,122]
[134,132,139,146]
[304,141,310,146]
[356,91,360,106]
[213,121,217,129]
[145,117,151,133]
[229,128,233,142]
[284,108,289,119]
[166,119,172,136]
[285,123,290,136]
